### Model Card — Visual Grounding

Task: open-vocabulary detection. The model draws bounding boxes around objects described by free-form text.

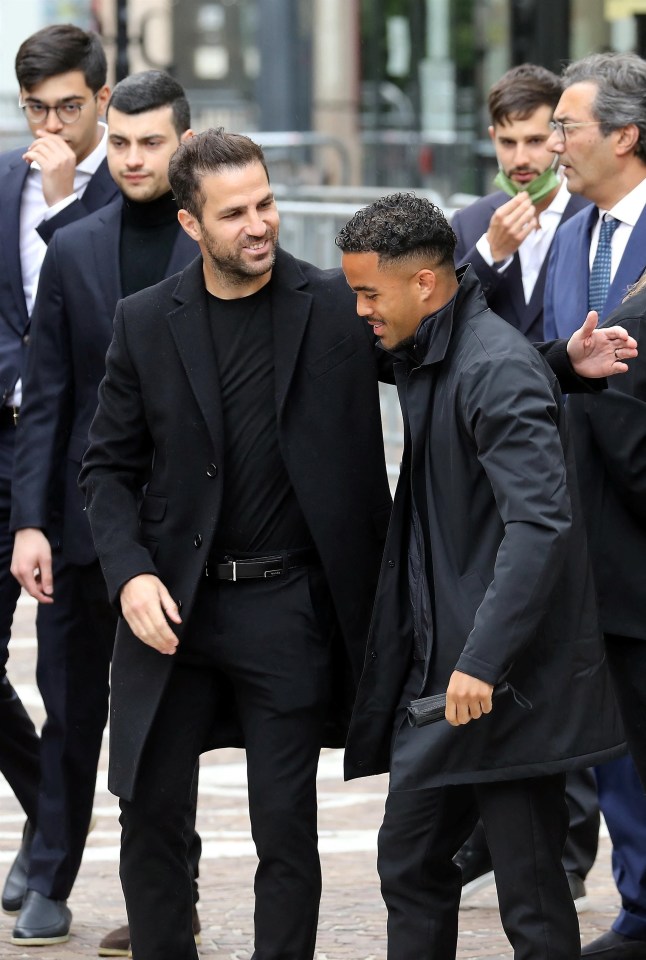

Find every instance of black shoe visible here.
[11,890,72,945]
[454,840,494,897]
[2,821,34,914]
[582,931,646,958]
[567,872,590,913]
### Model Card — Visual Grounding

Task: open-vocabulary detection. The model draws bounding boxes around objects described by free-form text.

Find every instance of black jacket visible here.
[80,248,394,799]
[568,288,646,640]
[344,267,624,787]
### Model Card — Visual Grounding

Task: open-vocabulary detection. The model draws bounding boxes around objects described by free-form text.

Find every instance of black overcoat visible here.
[344,268,625,787]
[80,248,393,800]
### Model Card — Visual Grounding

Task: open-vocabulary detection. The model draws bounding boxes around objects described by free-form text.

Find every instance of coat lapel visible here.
[0,154,30,333]
[269,248,313,420]
[166,257,224,452]
[606,205,646,315]
[89,201,123,308]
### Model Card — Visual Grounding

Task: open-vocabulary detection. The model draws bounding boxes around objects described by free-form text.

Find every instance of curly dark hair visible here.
[335,193,456,267]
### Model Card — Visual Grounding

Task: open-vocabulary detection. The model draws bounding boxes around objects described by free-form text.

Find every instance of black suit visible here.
[10,199,197,901]
[452,187,599,884]
[452,189,588,341]
[80,249,393,960]
[0,146,118,834]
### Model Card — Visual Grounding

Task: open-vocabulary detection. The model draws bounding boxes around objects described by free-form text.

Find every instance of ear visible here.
[180,128,195,143]
[95,85,111,117]
[488,124,496,145]
[416,268,436,302]
[178,208,202,242]
[615,122,640,157]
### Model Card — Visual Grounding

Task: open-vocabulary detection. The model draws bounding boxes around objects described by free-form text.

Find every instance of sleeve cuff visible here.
[42,194,78,219]
[475,234,513,272]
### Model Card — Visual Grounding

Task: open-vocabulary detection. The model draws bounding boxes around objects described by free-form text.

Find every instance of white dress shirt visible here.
[588,175,646,280]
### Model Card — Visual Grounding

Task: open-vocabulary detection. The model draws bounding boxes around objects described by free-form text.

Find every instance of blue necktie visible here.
[588,214,620,315]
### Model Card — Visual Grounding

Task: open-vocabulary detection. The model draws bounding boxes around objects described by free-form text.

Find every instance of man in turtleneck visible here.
[8,71,200,956]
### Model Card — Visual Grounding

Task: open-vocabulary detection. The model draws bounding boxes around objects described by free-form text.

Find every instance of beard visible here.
[200,224,278,287]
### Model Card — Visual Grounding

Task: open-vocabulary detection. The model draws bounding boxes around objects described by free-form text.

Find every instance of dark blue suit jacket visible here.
[10,199,198,565]
[0,145,119,403]
[544,201,646,340]
[452,190,589,342]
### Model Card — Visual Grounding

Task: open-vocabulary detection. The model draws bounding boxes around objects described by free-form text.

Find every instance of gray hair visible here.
[562,53,646,161]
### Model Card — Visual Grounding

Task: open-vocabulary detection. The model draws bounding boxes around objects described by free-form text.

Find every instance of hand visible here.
[445,670,494,726]
[486,192,539,261]
[567,310,638,378]
[120,574,182,655]
[23,132,77,206]
[11,528,54,603]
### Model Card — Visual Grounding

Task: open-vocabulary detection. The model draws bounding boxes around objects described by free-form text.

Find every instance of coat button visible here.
[370,650,377,660]
[206,463,218,477]
[23,334,30,345]
[387,559,395,568]
[193,534,202,548]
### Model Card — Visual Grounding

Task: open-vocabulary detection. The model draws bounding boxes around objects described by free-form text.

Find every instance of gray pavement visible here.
[0,594,621,959]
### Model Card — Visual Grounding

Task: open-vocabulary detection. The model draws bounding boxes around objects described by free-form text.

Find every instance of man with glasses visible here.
[0,22,117,945]
[543,52,646,960]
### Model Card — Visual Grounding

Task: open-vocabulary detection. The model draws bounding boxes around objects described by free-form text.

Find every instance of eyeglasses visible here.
[18,93,98,126]
[548,119,602,141]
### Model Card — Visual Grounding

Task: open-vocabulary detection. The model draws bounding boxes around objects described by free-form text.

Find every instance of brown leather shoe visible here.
[97,907,201,957]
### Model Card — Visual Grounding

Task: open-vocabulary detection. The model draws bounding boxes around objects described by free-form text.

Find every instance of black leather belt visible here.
[0,406,19,428]
[205,548,318,582]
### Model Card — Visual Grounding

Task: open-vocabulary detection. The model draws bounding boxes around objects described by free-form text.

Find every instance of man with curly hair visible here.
[337,194,626,960]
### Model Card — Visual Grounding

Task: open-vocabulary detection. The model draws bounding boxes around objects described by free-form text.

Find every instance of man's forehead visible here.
[21,70,91,101]
[555,81,598,118]
[108,105,175,137]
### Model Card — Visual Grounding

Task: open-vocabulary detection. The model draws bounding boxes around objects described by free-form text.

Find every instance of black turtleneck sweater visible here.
[119,191,180,297]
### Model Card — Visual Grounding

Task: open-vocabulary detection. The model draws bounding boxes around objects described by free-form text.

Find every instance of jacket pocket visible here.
[139,494,168,523]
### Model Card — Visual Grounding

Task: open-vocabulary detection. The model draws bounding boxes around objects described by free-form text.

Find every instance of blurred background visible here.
[2,0,646,198]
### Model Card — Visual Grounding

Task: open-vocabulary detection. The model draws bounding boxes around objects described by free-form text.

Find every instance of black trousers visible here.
[0,426,40,825]
[378,773,579,960]
[120,566,333,960]
[604,634,646,790]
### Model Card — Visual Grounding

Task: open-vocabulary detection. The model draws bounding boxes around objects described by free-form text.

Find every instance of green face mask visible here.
[494,160,561,204]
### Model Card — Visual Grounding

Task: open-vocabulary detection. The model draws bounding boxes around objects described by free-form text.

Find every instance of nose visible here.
[513,142,530,167]
[245,211,267,237]
[125,145,144,168]
[42,108,63,134]
[356,297,373,318]
[546,129,564,154]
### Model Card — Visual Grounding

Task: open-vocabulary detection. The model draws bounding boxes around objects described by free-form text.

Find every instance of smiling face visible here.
[20,69,109,163]
[490,104,558,189]
[341,251,432,351]
[107,105,187,202]
[178,161,279,297]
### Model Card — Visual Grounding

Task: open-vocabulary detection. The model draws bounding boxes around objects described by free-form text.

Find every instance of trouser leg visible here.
[0,451,40,824]
[478,773,580,960]
[120,663,215,960]
[210,568,333,960]
[29,560,115,899]
[562,769,599,880]
[378,785,478,960]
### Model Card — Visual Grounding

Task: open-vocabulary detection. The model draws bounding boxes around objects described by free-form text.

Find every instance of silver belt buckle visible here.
[231,560,238,582]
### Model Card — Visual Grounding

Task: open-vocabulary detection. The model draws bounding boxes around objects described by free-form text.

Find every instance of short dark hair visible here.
[168,127,270,219]
[335,193,457,268]
[15,24,107,93]
[488,63,562,126]
[562,53,646,162]
[107,70,190,136]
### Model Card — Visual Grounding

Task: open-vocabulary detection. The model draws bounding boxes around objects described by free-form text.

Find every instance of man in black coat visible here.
[8,71,198,951]
[337,194,626,960]
[0,21,116,928]
[79,128,394,960]
[452,62,596,906]
[569,280,646,960]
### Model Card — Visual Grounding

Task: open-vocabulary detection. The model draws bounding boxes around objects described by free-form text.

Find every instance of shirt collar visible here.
[600,175,646,227]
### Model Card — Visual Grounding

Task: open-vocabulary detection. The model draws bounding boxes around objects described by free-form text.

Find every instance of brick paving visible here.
[0,595,621,959]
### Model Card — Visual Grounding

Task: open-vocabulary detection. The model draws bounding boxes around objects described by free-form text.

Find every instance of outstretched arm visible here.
[566,310,638,377]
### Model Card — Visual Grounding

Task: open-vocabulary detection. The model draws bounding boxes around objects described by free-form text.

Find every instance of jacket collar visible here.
[391,265,484,368]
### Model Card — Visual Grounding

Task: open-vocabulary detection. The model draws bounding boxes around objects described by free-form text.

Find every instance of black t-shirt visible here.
[207,282,312,554]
